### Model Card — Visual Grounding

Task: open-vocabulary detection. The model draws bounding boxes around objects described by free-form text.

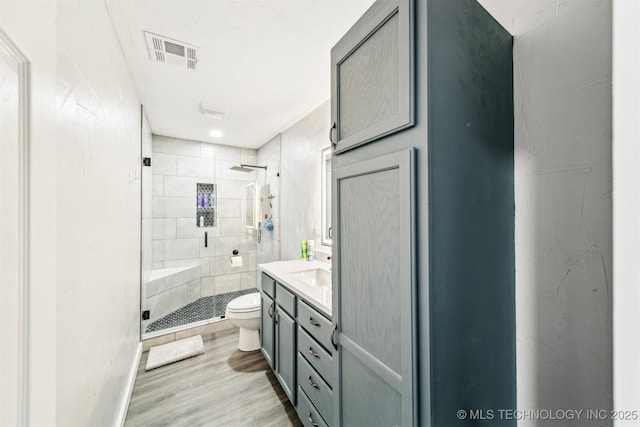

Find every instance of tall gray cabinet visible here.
[330,0,516,426]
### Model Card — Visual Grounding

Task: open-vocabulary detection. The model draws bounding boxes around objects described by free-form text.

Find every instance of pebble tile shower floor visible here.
[145,288,259,333]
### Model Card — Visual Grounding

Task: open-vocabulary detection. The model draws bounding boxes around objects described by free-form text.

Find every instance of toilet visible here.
[225,292,261,351]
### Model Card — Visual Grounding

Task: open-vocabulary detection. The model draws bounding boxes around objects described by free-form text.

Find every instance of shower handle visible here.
[204,232,208,248]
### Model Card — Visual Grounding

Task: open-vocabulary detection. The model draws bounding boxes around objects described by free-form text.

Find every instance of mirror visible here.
[321,147,332,246]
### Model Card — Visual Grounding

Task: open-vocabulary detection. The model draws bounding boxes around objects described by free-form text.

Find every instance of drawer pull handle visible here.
[268,302,274,318]
[309,317,321,327]
[307,375,319,389]
[330,321,338,350]
[307,412,319,427]
[307,346,320,359]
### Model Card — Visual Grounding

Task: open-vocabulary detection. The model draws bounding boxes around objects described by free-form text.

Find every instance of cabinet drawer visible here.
[298,353,333,423]
[261,272,275,298]
[276,282,296,317]
[298,327,333,387]
[298,300,333,352]
[297,386,329,427]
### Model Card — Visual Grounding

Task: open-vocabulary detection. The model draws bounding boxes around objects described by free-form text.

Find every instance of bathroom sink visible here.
[289,268,331,287]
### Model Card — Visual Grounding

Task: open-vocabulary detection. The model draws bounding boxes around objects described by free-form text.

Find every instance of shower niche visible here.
[196,183,216,227]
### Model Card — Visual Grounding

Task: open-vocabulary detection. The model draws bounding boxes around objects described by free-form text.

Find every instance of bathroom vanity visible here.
[259,261,335,427]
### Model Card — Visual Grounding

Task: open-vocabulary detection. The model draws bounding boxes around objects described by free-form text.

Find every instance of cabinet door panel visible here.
[276,309,296,404]
[260,293,275,369]
[331,0,414,153]
[333,149,416,425]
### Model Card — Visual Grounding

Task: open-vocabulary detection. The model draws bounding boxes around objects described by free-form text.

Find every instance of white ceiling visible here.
[106,0,375,149]
[106,0,556,149]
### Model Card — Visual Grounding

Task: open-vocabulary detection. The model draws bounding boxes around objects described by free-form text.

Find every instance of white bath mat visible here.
[145,335,205,371]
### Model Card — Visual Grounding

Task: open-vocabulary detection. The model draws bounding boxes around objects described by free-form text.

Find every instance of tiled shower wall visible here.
[149,135,258,320]
[257,134,281,266]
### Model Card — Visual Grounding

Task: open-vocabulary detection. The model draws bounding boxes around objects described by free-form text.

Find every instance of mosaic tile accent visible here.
[146,288,259,333]
[196,183,216,227]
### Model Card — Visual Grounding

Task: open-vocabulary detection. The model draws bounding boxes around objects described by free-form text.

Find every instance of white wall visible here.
[56,1,142,425]
[280,100,331,261]
[510,1,612,423]
[0,1,58,425]
[612,0,640,420]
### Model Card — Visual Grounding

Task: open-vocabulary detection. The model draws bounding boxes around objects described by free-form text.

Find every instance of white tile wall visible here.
[147,285,188,321]
[216,180,247,199]
[198,237,217,258]
[213,273,243,295]
[176,156,214,178]
[219,218,245,236]
[176,217,206,238]
[152,218,176,240]
[152,174,164,196]
[153,153,177,175]
[163,197,193,218]
[150,135,259,313]
[216,198,242,218]
[164,238,199,260]
[164,257,210,277]
[163,176,208,197]
[154,135,201,157]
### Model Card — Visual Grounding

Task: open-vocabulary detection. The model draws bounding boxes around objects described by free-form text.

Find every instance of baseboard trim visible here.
[116,342,142,427]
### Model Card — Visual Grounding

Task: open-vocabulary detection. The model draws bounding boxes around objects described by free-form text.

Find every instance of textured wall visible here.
[512,1,613,424]
[150,135,258,323]
[280,100,331,261]
[56,0,142,425]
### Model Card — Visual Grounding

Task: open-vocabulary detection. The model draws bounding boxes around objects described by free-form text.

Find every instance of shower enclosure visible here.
[140,131,278,338]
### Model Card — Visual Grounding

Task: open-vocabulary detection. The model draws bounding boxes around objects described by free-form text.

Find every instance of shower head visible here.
[230,164,267,172]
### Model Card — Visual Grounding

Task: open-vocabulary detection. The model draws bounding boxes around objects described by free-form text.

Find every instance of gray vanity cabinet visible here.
[260,291,275,370]
[261,273,298,405]
[275,283,297,404]
[275,309,296,404]
[331,0,516,426]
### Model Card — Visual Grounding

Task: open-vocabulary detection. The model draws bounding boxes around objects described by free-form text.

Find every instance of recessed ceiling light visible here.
[209,130,223,138]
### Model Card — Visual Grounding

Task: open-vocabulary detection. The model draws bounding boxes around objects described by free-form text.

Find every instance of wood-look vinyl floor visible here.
[125,329,302,427]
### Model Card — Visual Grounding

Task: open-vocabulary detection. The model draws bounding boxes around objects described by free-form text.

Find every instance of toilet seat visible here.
[226,292,260,313]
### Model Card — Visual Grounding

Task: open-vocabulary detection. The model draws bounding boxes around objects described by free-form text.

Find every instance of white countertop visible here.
[258,260,332,318]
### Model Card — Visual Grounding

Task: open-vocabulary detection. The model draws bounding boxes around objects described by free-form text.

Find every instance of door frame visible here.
[0,27,31,425]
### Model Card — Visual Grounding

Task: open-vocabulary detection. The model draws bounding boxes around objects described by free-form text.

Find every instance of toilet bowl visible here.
[225,292,261,351]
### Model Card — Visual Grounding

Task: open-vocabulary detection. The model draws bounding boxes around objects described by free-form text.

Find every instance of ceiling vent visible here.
[144,31,197,70]
[200,102,227,120]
